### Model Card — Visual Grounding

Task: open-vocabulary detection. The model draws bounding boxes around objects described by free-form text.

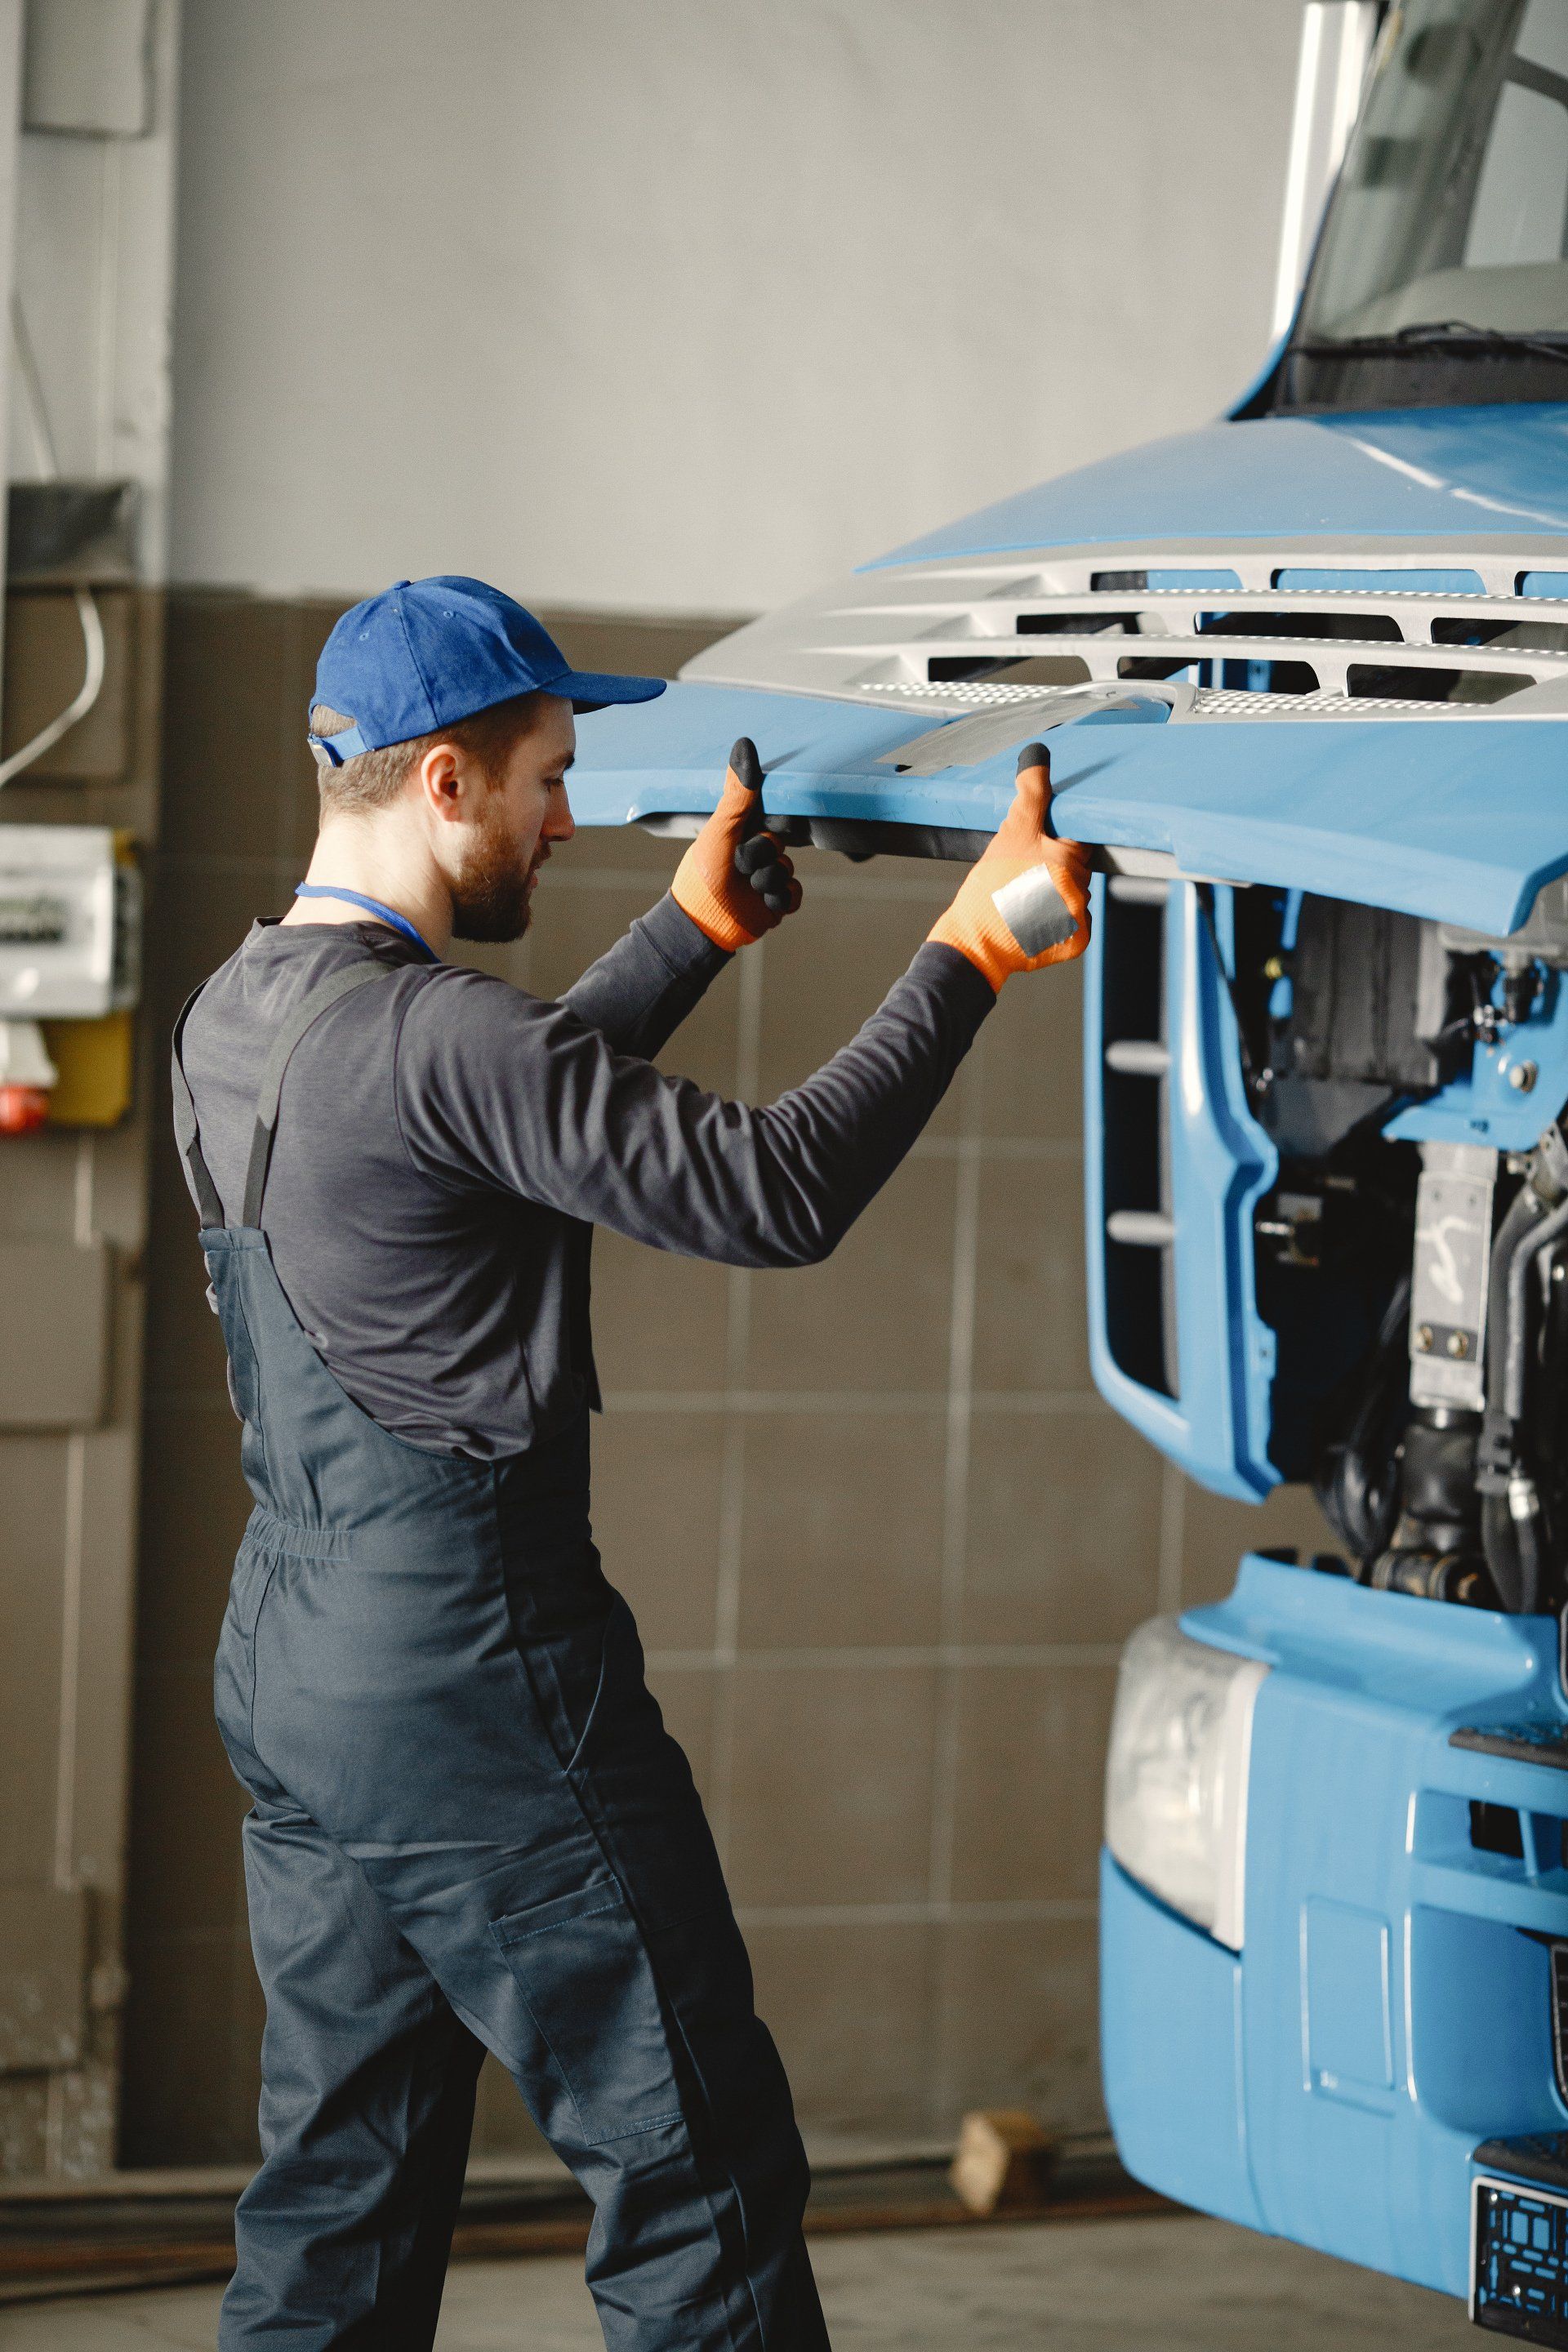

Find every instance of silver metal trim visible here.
[1107,1209,1177,1248]
[1106,1040,1171,1077]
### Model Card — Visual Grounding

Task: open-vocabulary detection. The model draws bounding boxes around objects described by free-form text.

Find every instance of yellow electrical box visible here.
[42,1009,133,1125]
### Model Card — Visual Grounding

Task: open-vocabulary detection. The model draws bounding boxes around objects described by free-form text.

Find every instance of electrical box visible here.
[0,825,139,1019]
[22,0,151,138]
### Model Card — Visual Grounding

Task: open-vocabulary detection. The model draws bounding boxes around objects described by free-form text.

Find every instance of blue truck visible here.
[573,1,1568,2329]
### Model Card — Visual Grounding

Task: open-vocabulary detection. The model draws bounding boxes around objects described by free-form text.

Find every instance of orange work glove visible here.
[671,737,803,952]
[926,742,1092,991]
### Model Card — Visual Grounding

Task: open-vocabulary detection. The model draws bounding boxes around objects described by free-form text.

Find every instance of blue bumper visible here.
[1102,1557,1568,2297]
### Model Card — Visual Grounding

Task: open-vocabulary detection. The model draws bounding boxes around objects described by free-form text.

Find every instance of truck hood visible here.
[866,403,1568,564]
[572,408,1568,939]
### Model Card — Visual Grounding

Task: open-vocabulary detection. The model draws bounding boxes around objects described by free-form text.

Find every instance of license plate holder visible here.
[1475,2175,1568,2345]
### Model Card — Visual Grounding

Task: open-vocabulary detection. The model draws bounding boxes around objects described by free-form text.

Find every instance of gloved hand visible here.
[671,738,803,951]
[927,742,1091,990]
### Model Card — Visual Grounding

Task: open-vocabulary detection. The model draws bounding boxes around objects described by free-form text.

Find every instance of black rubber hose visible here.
[1486,1186,1548,1428]
[1507,1195,1568,1421]
[1480,1185,1553,1609]
[1517,1487,1546,1616]
[1483,1493,1525,1614]
[1314,1275,1411,1563]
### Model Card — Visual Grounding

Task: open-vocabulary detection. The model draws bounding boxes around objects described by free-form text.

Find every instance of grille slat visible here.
[688,543,1568,721]
[1098,881,1178,1401]
[1106,1040,1171,1076]
[860,677,1548,719]
[1107,1209,1177,1246]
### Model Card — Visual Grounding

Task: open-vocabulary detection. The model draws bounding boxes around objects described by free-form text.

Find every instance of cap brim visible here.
[556,669,668,715]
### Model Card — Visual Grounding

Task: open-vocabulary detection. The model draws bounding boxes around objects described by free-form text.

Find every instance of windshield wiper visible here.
[1291,319,1568,366]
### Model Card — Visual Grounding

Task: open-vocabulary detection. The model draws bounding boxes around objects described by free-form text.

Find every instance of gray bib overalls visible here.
[172,964,828,2351]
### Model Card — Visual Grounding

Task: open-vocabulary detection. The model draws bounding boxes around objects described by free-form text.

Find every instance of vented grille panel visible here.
[1099,877,1176,1400]
[688,546,1568,724]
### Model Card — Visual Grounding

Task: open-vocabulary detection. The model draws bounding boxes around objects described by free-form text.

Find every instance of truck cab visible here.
[572,1,1568,2327]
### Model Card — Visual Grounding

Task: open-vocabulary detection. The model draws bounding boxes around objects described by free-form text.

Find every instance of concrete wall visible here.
[167,0,1307,612]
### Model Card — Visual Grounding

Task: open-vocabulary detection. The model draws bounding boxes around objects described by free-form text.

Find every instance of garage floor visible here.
[2,2212,1475,2349]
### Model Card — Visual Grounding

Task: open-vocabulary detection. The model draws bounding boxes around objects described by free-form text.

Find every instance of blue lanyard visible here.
[293,884,439,962]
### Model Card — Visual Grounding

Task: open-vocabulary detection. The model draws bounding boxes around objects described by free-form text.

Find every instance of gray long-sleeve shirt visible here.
[178,890,995,1457]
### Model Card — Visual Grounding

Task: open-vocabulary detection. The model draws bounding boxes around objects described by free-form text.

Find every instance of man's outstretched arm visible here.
[410,746,1090,1268]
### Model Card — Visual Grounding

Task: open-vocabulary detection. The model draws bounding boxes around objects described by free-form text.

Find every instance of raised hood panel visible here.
[572,407,1568,939]
[867,405,1568,566]
[571,680,1568,939]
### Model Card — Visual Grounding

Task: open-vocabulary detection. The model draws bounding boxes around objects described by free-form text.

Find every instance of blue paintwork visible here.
[1083,878,1279,1499]
[1101,1556,1568,2297]
[1099,1851,1265,2232]
[1386,966,1568,1152]
[572,683,1568,940]
[1050,716,1568,942]
[1143,567,1241,590]
[864,406,1568,567]
[573,682,951,830]
[1273,566,1486,595]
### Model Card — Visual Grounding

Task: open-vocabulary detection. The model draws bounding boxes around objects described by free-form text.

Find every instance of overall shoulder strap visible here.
[241,960,399,1228]
[171,985,225,1230]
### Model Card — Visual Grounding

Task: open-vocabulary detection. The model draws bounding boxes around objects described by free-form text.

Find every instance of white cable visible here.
[0,295,107,788]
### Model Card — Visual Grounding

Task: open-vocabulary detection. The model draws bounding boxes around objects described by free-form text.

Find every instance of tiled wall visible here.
[122,592,1327,2166]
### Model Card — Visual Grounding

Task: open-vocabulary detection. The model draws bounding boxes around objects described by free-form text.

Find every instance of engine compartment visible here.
[1227,882,1568,1613]
[644,782,1568,1626]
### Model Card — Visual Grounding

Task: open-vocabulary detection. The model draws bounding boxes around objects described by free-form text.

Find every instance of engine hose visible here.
[1506,1193,1568,1422]
[1481,1182,1568,1610]
[1481,1192,1546,1469]
[1314,1275,1410,1563]
[1487,1187,1548,1427]
[1483,1493,1527,1615]
[1513,1474,1547,1616]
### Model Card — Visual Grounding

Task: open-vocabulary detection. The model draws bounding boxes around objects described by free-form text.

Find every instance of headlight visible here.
[1104,1615,1269,1950]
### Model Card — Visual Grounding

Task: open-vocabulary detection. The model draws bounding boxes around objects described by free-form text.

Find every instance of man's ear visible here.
[416,741,466,822]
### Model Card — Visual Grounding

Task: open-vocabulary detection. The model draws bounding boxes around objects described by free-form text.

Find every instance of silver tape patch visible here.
[991,864,1076,956]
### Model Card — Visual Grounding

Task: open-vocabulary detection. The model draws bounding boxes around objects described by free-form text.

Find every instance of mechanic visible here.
[172,575,1091,2351]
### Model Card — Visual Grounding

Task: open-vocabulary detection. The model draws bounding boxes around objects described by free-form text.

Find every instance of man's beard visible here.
[450,806,542,943]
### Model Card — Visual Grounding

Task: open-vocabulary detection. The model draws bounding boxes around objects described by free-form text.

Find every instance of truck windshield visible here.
[1276,0,1568,409]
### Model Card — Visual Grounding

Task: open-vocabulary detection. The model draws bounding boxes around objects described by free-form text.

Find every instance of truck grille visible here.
[1098,875,1177,1400]
[687,549,1568,721]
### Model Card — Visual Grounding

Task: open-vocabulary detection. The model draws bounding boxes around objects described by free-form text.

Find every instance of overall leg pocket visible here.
[490,1879,684,2147]
[213,1539,283,1784]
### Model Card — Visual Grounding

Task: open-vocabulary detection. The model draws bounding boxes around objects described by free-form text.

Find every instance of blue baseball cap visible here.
[307,575,666,764]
